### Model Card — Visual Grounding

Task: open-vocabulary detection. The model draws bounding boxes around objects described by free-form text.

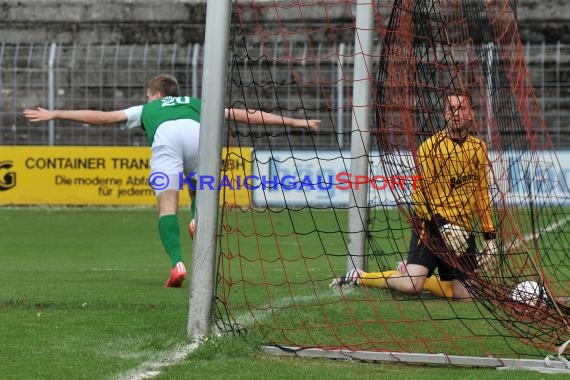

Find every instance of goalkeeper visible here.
[24,74,320,288]
[331,93,498,299]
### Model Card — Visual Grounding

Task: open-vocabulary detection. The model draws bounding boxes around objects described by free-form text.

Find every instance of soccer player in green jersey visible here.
[331,93,499,299]
[24,74,320,288]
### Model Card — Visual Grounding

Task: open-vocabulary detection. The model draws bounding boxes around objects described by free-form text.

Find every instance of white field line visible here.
[114,213,570,379]
[520,214,570,244]
[212,291,340,335]
[87,268,156,272]
[117,290,339,380]
[117,342,199,380]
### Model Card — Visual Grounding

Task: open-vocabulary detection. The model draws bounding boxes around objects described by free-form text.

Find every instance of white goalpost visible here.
[346,0,375,273]
[187,0,232,342]
[190,0,570,373]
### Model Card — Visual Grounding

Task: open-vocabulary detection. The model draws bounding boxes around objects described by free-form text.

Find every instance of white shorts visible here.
[149,119,200,195]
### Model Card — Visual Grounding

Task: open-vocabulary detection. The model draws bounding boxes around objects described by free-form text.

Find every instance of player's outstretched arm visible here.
[225,107,320,132]
[23,107,127,126]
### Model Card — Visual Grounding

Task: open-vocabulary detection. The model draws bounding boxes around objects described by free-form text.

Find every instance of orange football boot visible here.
[164,261,187,288]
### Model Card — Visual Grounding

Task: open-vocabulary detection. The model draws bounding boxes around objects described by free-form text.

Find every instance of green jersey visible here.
[126,96,201,145]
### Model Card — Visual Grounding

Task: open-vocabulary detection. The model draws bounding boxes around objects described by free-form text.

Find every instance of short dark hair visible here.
[445,92,472,107]
[146,74,180,97]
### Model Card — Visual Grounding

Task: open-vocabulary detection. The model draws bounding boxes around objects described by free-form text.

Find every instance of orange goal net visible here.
[214,0,569,366]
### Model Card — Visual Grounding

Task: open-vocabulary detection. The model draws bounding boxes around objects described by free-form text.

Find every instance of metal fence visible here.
[0,42,568,148]
[0,43,204,146]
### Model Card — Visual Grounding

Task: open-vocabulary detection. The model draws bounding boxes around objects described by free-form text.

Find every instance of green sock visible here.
[159,214,182,267]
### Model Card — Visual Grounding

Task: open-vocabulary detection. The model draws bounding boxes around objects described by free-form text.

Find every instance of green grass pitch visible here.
[0,208,567,379]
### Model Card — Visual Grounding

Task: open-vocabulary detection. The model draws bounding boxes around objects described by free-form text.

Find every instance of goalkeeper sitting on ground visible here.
[331,93,499,299]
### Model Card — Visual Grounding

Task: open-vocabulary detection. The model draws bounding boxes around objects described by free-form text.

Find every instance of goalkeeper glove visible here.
[478,238,499,271]
[439,223,470,255]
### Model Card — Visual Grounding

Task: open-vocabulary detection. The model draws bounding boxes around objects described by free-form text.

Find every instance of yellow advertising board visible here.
[0,146,252,206]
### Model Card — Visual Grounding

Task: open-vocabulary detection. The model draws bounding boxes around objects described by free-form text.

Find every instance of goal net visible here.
[213,0,570,366]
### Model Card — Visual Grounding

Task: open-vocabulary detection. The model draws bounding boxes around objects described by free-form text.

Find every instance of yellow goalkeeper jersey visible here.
[411,131,495,234]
